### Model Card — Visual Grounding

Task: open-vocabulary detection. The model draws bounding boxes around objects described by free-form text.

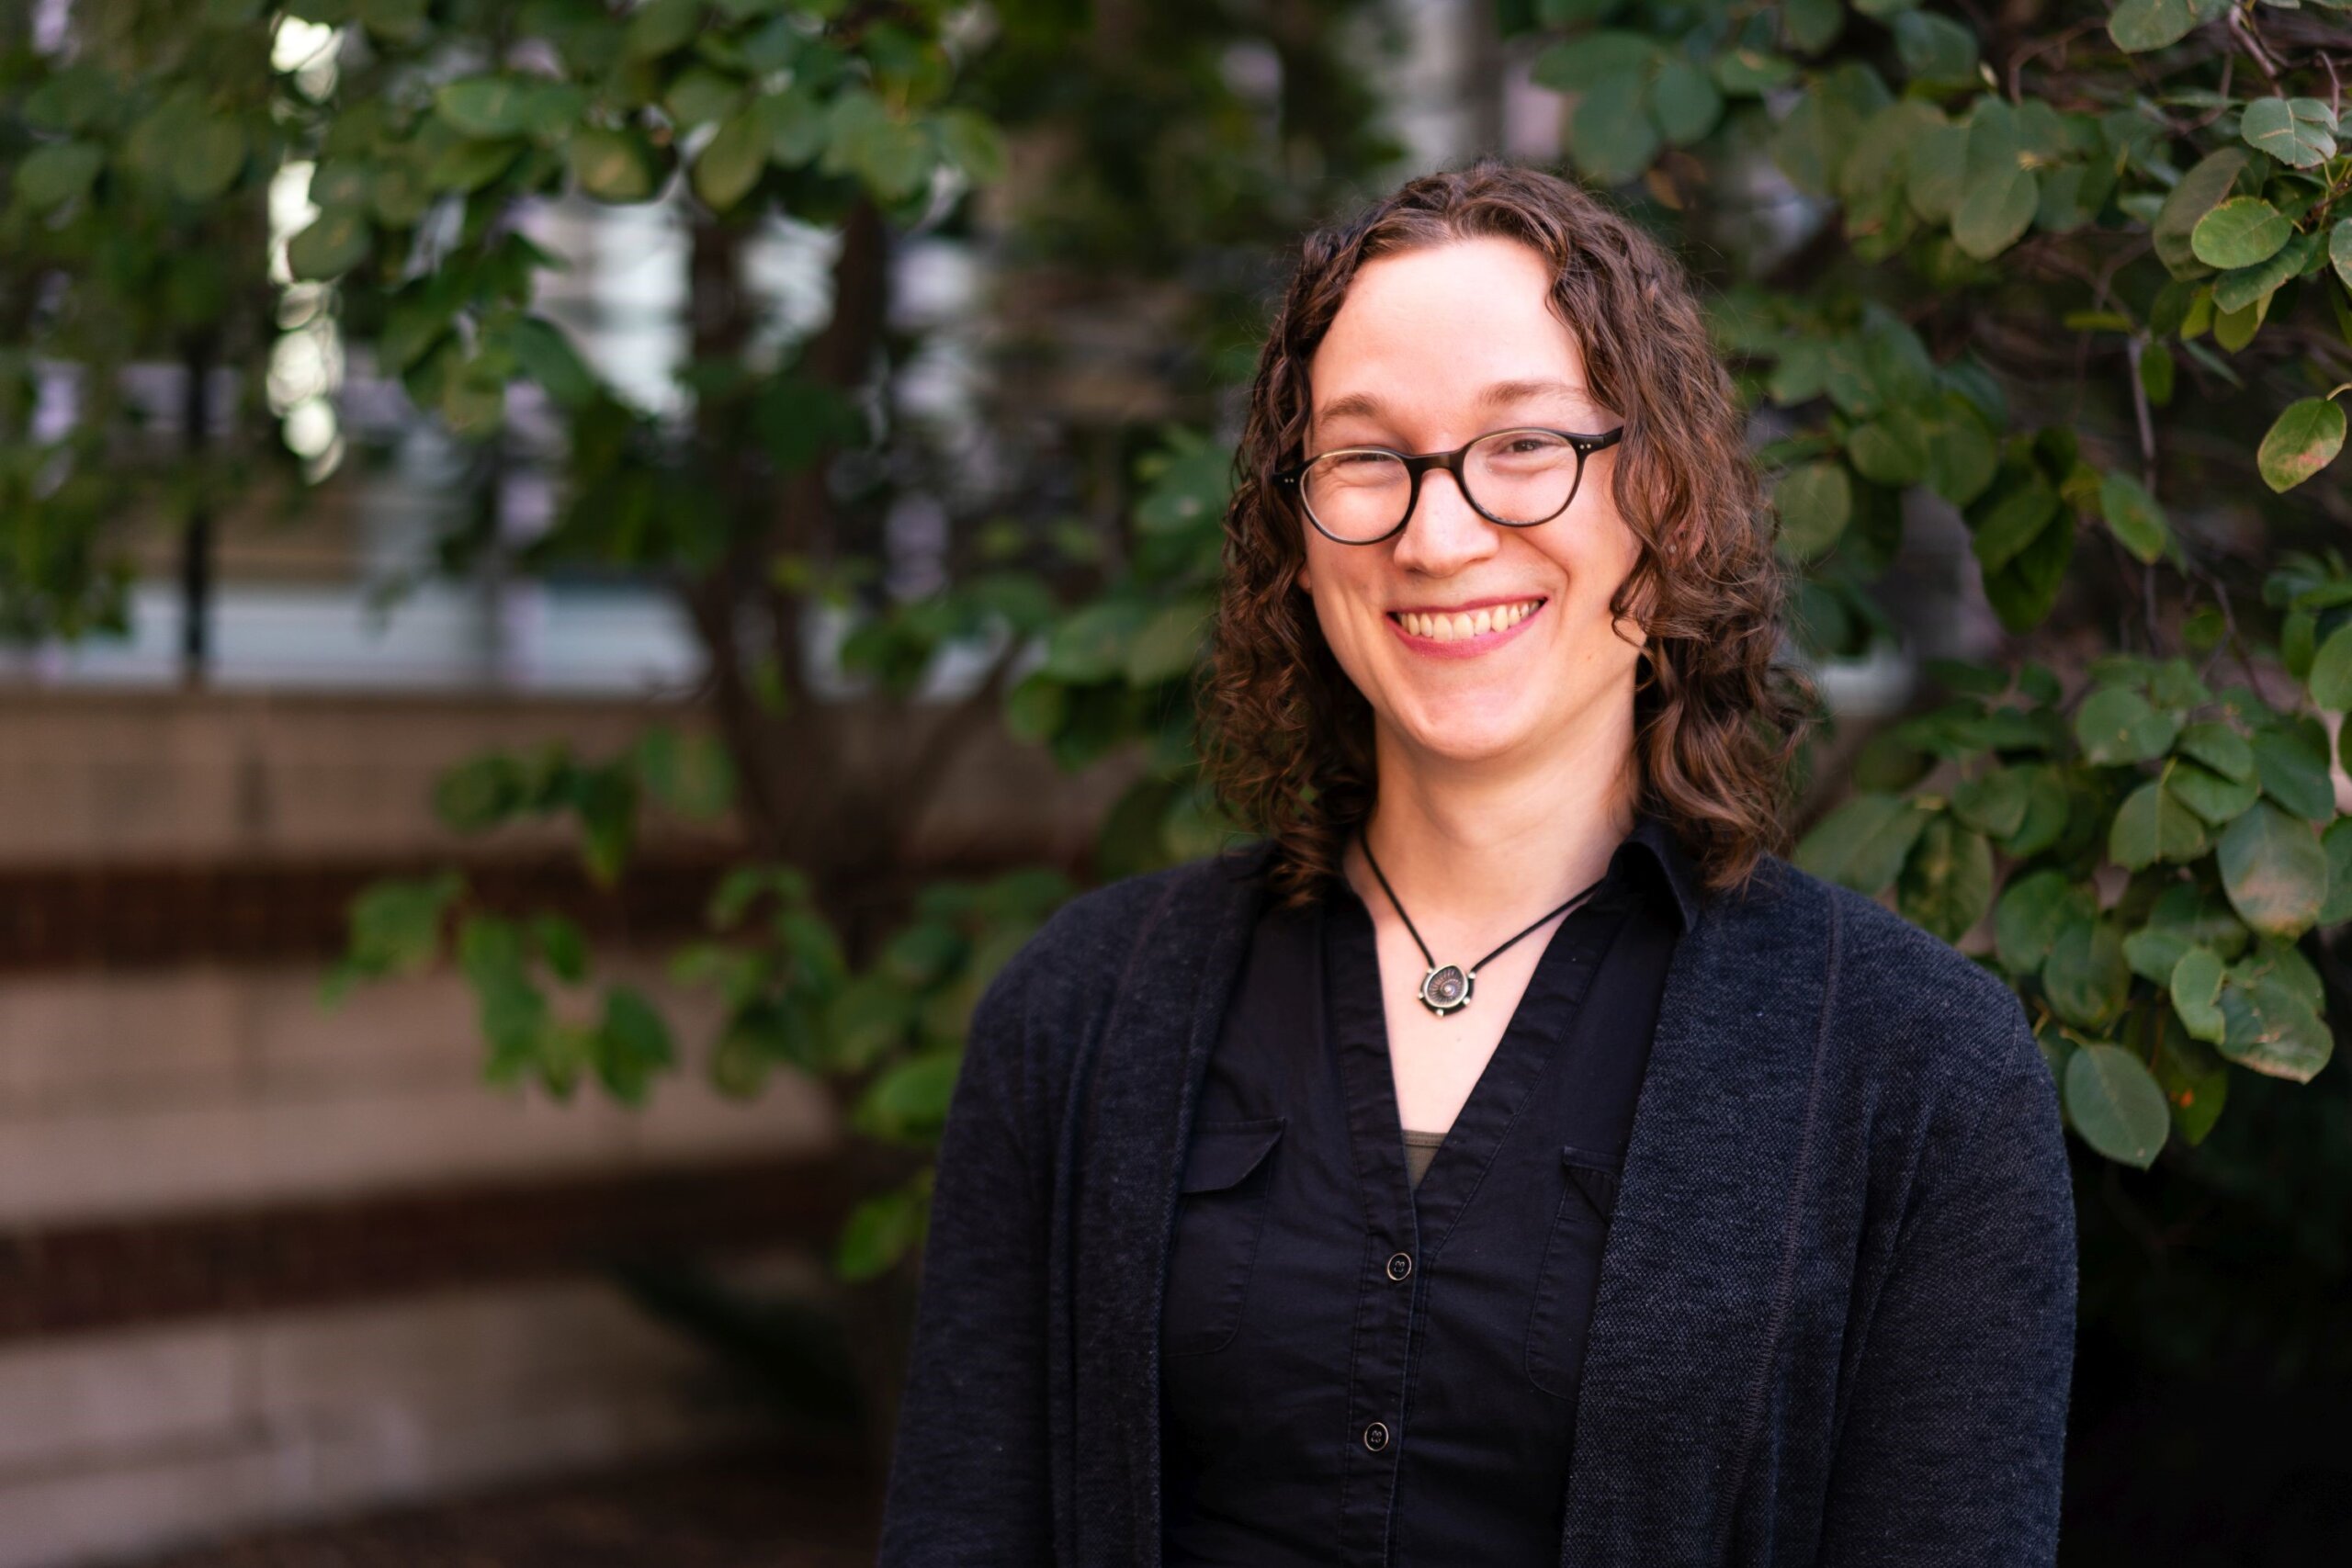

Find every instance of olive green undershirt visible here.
[1401,1127,1447,1191]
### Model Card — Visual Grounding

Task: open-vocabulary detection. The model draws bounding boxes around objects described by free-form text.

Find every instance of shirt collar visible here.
[1613,811,1704,934]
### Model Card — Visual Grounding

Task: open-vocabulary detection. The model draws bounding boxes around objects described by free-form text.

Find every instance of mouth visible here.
[1386,596,1546,650]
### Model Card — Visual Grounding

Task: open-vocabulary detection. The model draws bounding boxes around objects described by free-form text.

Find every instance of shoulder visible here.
[971,839,1272,1054]
[1751,855,2069,1230]
[1752,852,2044,1100]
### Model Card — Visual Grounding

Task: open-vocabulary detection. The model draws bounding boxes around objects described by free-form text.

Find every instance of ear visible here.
[1297,561,1314,594]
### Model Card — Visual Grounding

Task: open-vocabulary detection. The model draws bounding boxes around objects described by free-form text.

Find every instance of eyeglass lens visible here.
[1299,430,1584,543]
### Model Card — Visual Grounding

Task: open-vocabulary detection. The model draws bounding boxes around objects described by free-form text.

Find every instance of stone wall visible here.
[0,688,1122,1564]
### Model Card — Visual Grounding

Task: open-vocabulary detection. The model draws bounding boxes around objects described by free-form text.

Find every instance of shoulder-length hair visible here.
[1196,157,1820,910]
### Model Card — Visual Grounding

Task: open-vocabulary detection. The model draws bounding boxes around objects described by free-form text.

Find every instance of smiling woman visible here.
[878,160,2078,1568]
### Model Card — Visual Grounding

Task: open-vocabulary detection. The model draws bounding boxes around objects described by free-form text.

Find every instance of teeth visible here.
[1399,600,1539,642]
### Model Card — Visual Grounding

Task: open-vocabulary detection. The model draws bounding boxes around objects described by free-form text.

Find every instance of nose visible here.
[1389,464,1500,577]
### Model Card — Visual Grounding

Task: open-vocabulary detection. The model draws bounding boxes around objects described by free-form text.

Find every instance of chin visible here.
[1385,701,1538,763]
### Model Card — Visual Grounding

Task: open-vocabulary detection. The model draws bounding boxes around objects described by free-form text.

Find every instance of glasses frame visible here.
[1273,424,1625,547]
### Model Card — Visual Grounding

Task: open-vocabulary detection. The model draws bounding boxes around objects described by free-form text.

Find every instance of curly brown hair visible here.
[1196,157,1821,910]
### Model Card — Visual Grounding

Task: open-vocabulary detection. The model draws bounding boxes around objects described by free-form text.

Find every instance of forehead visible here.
[1306,236,1594,434]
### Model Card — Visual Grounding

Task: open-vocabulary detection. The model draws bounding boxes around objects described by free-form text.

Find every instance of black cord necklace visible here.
[1358,832,1607,1017]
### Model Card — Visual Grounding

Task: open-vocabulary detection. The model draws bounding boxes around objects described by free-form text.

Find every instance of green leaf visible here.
[1952,159,2037,261]
[1782,0,1845,51]
[2215,959,2334,1081]
[2109,0,2223,51]
[1794,791,1933,894]
[286,208,371,280]
[2168,761,2261,827]
[1994,868,2094,975]
[1952,766,2031,839]
[2177,719,2253,782]
[596,985,674,1104]
[1905,118,1969,225]
[530,914,589,984]
[2064,1044,2170,1168]
[2333,219,2352,293]
[2212,289,2267,352]
[170,115,246,201]
[2240,96,2336,169]
[935,107,1006,184]
[506,316,598,409]
[1125,600,1212,684]
[2109,774,2208,869]
[2151,1010,2228,1145]
[13,140,106,210]
[2216,801,2328,937]
[2139,341,2175,406]
[663,66,749,130]
[2075,685,2180,764]
[2310,623,2352,709]
[822,90,934,201]
[2189,197,2290,269]
[1896,814,1994,942]
[1772,460,1852,558]
[624,0,700,58]
[2045,916,2130,1031]
[1967,470,2061,573]
[633,726,734,818]
[330,872,465,1001]
[835,1184,922,1280]
[2257,398,2347,494]
[694,108,769,210]
[1043,601,1148,682]
[1649,58,1723,146]
[2251,718,2335,820]
[1532,29,1659,93]
[1847,409,1930,487]
[567,128,665,202]
[2322,818,2352,925]
[1570,72,1660,184]
[855,1048,962,1141]
[2097,471,2169,564]
[1712,48,1797,96]
[2212,228,2320,315]
[437,76,572,140]
[2135,879,2254,966]
[2152,147,2248,277]
[2169,945,2227,1042]
[1892,9,1976,81]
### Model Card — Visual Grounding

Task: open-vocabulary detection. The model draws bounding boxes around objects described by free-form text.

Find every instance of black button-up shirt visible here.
[1159,814,1702,1566]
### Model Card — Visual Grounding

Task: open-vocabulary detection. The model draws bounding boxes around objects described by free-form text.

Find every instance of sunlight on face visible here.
[1295,235,1645,772]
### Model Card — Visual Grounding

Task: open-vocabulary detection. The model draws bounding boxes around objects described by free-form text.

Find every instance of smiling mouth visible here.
[1388,598,1545,643]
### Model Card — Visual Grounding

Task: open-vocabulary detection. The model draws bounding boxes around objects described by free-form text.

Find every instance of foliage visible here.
[0,0,1392,1288]
[1510,0,2352,1175]
[11,1,2351,1292]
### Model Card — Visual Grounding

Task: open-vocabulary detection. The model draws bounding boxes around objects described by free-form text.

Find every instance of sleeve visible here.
[876,945,1057,1566]
[1815,1019,2079,1568]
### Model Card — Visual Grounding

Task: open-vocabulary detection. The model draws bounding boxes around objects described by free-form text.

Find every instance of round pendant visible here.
[1419,964,1473,1015]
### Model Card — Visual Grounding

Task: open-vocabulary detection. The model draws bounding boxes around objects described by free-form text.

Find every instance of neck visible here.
[1346,706,1641,955]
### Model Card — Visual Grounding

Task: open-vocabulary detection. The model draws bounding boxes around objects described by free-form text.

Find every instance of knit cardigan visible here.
[876,839,2078,1567]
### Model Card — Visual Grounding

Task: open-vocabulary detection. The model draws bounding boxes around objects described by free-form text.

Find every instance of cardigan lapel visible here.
[1068,840,1273,1568]
[1558,854,1834,1565]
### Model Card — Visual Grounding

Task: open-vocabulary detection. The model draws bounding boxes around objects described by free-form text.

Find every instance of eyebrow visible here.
[1313,378,1590,428]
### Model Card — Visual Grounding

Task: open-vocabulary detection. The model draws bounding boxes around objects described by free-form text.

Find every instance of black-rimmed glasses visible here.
[1273,425,1624,546]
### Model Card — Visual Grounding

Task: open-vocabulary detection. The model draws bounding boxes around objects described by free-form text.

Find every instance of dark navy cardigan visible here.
[876,839,2078,1566]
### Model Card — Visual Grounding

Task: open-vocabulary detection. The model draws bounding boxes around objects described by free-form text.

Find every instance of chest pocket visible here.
[1524,1142,1623,1400]
[1161,1117,1286,1359]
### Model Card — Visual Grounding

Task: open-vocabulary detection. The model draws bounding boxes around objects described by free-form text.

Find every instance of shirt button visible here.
[1385,1252,1412,1281]
[1363,1421,1390,1452]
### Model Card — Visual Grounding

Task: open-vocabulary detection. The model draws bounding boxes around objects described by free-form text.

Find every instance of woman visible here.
[877,160,2076,1567]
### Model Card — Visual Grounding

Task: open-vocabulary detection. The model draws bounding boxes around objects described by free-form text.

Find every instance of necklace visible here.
[1357,832,1608,1017]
